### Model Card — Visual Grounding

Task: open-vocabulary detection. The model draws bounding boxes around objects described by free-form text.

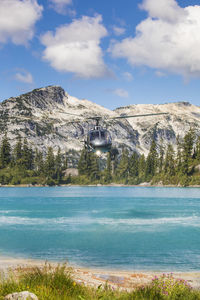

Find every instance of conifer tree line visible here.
[0,135,67,186]
[0,128,200,186]
[112,128,200,186]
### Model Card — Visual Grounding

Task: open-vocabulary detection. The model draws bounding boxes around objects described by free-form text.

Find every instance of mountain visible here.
[115,101,200,155]
[0,86,200,165]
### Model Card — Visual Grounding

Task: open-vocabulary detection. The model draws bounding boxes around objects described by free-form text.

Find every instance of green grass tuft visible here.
[0,265,200,300]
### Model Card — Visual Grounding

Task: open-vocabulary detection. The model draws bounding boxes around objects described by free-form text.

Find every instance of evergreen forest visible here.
[0,128,200,186]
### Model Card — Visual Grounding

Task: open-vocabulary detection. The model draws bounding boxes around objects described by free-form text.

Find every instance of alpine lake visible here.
[0,186,200,271]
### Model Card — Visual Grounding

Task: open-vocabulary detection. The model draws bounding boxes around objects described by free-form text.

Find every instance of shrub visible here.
[150,273,192,298]
[20,177,39,185]
[45,177,57,186]
[10,176,21,185]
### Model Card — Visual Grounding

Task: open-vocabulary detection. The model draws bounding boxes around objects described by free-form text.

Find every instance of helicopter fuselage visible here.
[86,126,112,153]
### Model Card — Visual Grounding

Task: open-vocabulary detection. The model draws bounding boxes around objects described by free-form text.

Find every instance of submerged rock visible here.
[4,291,38,300]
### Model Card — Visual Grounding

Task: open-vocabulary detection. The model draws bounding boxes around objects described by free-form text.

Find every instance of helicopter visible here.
[60,111,168,155]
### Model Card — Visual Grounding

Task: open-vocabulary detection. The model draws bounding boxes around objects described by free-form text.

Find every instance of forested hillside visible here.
[0,128,199,186]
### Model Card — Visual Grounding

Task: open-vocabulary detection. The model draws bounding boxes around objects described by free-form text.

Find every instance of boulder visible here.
[4,291,38,300]
[195,164,200,173]
[64,168,79,177]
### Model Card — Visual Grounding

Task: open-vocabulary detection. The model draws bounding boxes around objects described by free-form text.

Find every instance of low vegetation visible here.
[0,128,200,186]
[0,265,200,300]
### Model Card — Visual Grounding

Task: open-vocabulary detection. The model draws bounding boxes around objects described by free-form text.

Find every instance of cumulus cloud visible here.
[140,0,186,23]
[106,88,129,98]
[110,0,200,78]
[49,0,75,15]
[114,88,129,98]
[41,15,109,79]
[0,0,43,45]
[155,70,166,77]
[113,26,126,36]
[123,71,133,81]
[15,70,33,84]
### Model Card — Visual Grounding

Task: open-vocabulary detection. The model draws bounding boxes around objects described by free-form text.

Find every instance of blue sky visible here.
[0,0,200,109]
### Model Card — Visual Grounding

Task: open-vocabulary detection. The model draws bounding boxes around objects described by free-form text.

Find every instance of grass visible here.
[0,264,200,300]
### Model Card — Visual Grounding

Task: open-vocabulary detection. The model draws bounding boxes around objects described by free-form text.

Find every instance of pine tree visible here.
[164,144,175,176]
[175,135,182,173]
[145,140,158,180]
[181,128,195,175]
[63,154,68,170]
[110,148,119,176]
[116,148,129,181]
[0,134,11,168]
[22,138,34,170]
[104,152,112,183]
[34,149,44,174]
[78,148,89,176]
[196,136,200,162]
[78,149,100,181]
[45,147,55,178]
[88,152,100,181]
[13,136,23,166]
[158,140,164,174]
[138,154,146,181]
[129,151,139,182]
[55,147,63,182]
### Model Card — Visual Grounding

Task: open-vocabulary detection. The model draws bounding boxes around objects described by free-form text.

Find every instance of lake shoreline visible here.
[1,256,200,289]
[1,183,200,188]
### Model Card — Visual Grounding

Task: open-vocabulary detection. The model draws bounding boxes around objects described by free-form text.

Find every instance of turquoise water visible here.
[0,187,200,271]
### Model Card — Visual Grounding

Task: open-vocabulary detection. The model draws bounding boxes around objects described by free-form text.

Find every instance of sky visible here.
[1,0,200,109]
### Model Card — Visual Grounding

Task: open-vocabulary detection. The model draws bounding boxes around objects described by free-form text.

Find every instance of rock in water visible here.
[4,291,38,300]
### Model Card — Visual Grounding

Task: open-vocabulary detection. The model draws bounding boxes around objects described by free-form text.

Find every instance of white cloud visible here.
[113,26,126,36]
[15,70,33,83]
[112,88,129,98]
[110,0,200,78]
[50,0,71,6]
[41,15,109,79]
[123,71,133,81]
[139,0,186,23]
[155,70,166,77]
[0,0,43,45]
[49,0,75,15]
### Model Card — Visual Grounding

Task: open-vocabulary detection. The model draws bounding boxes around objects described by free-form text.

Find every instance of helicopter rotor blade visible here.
[58,111,85,118]
[9,112,168,124]
[110,112,168,120]
[57,110,169,122]
[58,111,103,121]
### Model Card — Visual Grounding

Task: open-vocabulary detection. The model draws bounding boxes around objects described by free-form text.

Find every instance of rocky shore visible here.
[1,183,200,188]
[1,256,200,290]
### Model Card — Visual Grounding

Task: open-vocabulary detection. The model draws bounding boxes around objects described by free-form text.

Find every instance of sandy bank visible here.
[1,256,200,290]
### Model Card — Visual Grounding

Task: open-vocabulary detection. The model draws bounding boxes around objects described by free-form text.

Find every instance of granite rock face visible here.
[0,86,200,165]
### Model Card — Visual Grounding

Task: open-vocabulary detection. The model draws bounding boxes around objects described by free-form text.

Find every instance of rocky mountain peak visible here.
[16,85,66,110]
[175,101,191,106]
